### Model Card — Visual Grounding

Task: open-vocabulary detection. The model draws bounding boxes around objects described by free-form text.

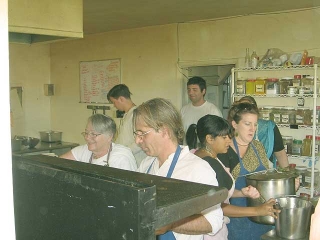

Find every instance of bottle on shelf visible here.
[251,51,258,69]
[300,50,308,65]
[245,48,251,68]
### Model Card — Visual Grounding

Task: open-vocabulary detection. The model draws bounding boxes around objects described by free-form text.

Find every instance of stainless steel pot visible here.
[39,131,62,142]
[246,169,298,225]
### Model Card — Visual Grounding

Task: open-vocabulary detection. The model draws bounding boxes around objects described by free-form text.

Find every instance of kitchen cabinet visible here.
[231,64,319,197]
[8,0,83,44]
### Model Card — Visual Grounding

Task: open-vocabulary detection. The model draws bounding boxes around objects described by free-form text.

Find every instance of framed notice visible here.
[79,59,121,103]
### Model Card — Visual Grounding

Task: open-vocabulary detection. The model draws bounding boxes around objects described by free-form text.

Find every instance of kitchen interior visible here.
[3,0,320,239]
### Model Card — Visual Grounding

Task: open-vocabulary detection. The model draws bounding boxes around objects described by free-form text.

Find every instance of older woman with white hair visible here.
[60,114,137,171]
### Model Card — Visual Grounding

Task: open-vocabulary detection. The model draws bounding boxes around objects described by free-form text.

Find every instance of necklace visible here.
[203,146,217,158]
[236,141,249,146]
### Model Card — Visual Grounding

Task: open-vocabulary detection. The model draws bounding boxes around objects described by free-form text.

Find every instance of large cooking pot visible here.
[246,169,298,225]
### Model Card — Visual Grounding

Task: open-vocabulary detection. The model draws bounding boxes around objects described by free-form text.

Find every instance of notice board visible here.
[79,59,121,103]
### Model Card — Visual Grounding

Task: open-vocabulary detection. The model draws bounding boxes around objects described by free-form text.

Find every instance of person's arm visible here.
[221,198,279,218]
[274,149,289,168]
[232,186,260,199]
[310,202,320,240]
[156,214,212,235]
[59,150,76,160]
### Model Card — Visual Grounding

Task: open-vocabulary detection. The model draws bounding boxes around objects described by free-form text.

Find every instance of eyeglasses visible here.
[81,132,102,138]
[133,129,152,139]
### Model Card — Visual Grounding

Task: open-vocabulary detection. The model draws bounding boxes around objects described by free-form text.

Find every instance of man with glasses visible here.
[133,98,223,240]
[60,114,137,171]
[107,84,146,167]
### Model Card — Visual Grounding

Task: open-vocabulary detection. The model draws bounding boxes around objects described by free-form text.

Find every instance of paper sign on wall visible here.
[79,59,121,103]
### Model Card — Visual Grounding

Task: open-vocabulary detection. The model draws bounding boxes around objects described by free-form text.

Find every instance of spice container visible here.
[292,75,302,87]
[302,135,312,156]
[292,139,302,156]
[305,168,320,189]
[266,78,279,95]
[302,76,314,93]
[236,79,246,94]
[272,107,282,124]
[255,77,266,94]
[296,166,307,187]
[288,86,297,96]
[296,107,311,125]
[259,106,274,121]
[281,107,296,124]
[282,136,293,154]
[280,77,292,94]
[246,79,255,94]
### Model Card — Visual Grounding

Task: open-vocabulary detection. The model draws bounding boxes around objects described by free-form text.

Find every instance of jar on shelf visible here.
[296,166,307,187]
[305,168,320,189]
[302,135,312,156]
[288,86,298,96]
[255,77,266,94]
[292,139,303,156]
[236,79,246,94]
[292,75,302,87]
[246,79,255,94]
[282,136,293,154]
[272,106,282,124]
[281,107,296,124]
[266,78,279,95]
[280,77,293,94]
[315,136,320,156]
[258,106,274,121]
[301,76,314,93]
[296,107,311,125]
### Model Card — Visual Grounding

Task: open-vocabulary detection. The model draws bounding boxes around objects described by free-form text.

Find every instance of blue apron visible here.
[147,146,181,240]
[228,138,272,240]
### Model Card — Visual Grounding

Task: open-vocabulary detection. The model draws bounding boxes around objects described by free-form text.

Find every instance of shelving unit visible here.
[231,64,319,197]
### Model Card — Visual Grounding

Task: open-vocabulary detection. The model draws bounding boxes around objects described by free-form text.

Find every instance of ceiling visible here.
[83,0,320,35]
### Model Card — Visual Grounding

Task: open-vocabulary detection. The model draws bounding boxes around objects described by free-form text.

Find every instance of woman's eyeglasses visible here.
[81,132,102,138]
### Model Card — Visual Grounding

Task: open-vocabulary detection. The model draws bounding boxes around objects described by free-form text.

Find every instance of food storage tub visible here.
[40,131,62,142]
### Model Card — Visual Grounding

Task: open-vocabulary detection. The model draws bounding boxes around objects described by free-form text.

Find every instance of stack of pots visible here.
[245,169,298,225]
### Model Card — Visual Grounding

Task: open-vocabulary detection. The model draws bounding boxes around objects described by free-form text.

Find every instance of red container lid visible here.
[267,78,279,82]
[294,75,302,79]
[316,136,320,141]
[306,135,313,139]
[247,79,255,82]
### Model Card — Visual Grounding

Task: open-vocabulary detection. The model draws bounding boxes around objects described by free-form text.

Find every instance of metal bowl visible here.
[25,137,40,148]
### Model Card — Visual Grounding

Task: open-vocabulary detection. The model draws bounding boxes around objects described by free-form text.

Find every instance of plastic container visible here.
[279,77,292,94]
[296,166,307,187]
[282,136,293,154]
[292,139,302,156]
[296,107,311,125]
[236,79,246,94]
[254,78,266,94]
[288,86,297,96]
[302,76,314,93]
[272,107,282,124]
[281,107,295,124]
[246,79,255,94]
[266,78,279,95]
[302,135,312,156]
[258,106,274,121]
[305,168,320,189]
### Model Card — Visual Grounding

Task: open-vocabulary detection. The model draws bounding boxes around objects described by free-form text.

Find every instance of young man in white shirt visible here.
[181,76,222,134]
[107,84,146,167]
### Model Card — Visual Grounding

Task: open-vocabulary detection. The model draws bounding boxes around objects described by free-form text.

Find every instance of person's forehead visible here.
[187,84,201,89]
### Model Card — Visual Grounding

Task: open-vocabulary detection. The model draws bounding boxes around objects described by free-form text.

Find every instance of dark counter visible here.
[12,154,228,240]
[12,141,79,155]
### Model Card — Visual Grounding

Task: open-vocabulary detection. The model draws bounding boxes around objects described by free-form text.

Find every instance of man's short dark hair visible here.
[187,76,206,92]
[107,84,132,101]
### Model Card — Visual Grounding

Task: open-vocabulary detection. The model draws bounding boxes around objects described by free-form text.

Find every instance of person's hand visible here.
[241,185,260,199]
[256,198,280,218]
[294,177,300,192]
[310,203,320,240]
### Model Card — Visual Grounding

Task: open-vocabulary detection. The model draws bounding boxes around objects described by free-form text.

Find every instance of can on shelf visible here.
[254,77,266,94]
